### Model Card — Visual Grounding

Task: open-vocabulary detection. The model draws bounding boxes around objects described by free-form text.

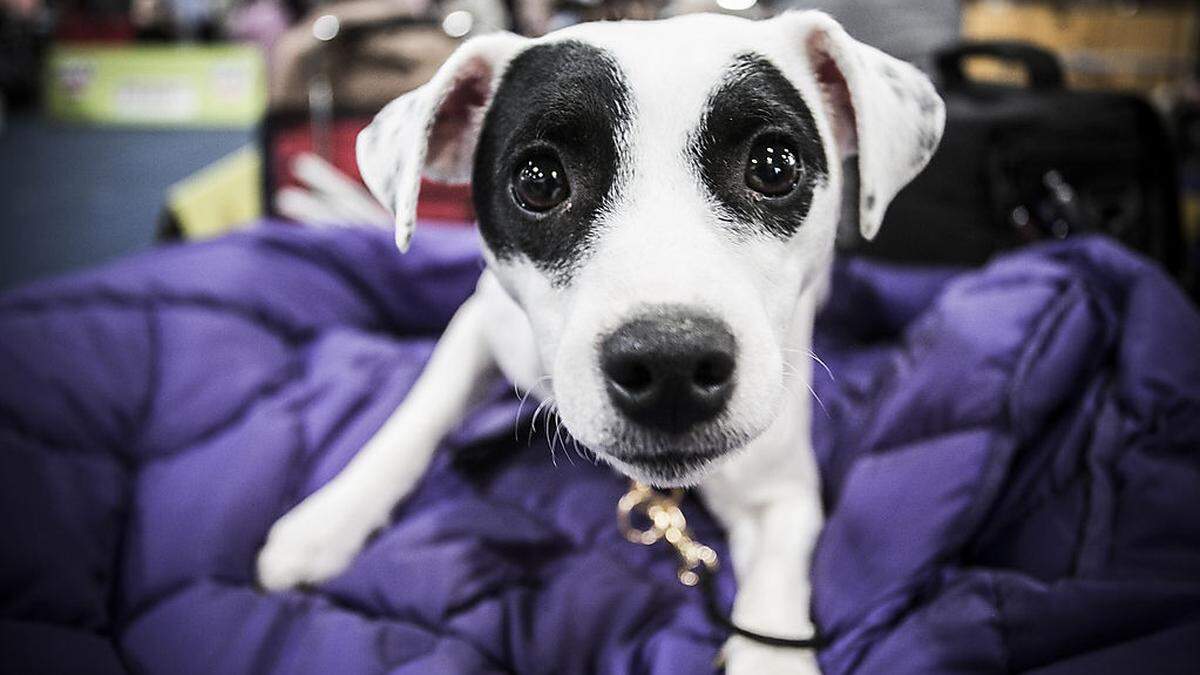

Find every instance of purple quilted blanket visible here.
[1,224,1198,674]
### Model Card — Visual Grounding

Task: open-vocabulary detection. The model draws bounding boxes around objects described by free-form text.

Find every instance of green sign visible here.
[46,44,266,128]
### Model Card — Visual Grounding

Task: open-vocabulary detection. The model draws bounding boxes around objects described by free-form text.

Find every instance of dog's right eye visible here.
[745,134,801,198]
[511,153,570,213]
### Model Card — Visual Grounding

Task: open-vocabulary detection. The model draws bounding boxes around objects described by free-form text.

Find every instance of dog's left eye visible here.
[511,152,570,213]
[745,135,801,197]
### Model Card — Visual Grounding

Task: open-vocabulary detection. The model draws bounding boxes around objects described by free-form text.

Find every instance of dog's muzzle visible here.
[599,309,736,435]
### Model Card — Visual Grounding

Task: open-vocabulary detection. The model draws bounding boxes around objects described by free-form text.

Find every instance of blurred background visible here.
[0,0,1197,298]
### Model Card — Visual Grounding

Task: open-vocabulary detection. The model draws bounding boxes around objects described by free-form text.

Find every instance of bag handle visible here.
[935,41,1065,91]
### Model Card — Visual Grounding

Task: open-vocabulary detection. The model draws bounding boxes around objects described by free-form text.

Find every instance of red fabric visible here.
[268,117,474,224]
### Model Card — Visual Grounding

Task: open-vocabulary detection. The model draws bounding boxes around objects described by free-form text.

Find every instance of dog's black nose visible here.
[600,312,736,434]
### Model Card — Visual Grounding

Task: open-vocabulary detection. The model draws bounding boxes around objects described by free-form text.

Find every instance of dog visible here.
[256,11,943,673]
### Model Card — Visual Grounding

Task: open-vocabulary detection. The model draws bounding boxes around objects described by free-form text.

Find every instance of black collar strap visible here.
[696,563,824,649]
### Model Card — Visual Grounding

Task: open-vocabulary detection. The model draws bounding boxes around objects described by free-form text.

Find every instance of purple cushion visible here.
[2,224,1197,674]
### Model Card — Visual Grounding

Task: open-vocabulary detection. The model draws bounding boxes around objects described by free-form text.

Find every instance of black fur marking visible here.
[472,41,630,284]
[689,53,829,240]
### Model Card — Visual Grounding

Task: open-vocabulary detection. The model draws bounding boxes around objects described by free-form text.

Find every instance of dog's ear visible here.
[777,12,945,240]
[356,32,528,251]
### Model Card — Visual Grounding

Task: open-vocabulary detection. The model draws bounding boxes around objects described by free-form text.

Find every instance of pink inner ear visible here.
[427,58,493,176]
[809,39,858,158]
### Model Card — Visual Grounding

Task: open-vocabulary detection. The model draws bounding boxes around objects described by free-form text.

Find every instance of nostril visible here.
[693,353,734,391]
[607,358,654,395]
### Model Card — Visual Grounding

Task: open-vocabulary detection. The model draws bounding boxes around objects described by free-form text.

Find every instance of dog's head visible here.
[358,12,943,486]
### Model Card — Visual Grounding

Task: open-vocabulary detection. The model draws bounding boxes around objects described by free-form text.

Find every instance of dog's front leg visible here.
[257,292,496,591]
[721,489,823,675]
[702,343,825,674]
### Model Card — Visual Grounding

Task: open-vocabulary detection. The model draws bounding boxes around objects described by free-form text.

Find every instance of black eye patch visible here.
[472,41,631,285]
[689,53,829,240]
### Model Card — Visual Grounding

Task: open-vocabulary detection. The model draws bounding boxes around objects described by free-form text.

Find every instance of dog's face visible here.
[358,13,943,486]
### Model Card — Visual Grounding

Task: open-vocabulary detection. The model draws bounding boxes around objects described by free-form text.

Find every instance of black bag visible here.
[850,42,1183,274]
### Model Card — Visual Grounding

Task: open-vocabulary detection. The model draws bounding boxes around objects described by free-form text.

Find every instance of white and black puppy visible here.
[257,11,943,673]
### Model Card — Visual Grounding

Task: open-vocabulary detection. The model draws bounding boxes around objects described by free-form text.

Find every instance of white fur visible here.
[259,12,944,674]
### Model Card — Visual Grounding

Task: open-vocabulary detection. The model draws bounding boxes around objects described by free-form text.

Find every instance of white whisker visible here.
[777,368,829,418]
[515,376,553,441]
[514,387,535,441]
[807,349,835,383]
[543,403,556,453]
[529,396,553,445]
[807,383,830,418]
[784,347,836,383]
[552,414,576,466]
[570,434,589,463]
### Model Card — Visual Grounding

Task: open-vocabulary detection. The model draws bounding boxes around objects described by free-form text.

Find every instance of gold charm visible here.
[617,481,719,586]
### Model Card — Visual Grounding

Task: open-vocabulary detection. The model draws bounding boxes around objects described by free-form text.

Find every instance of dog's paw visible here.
[722,637,822,675]
[256,488,384,591]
